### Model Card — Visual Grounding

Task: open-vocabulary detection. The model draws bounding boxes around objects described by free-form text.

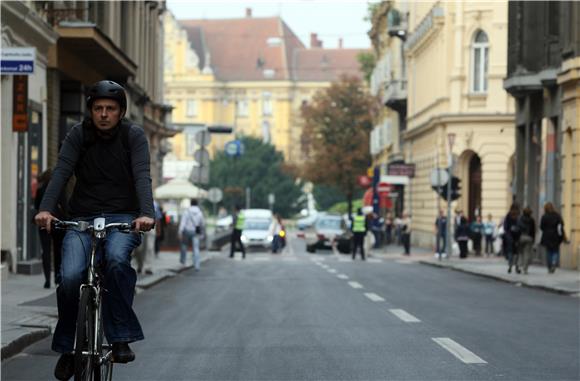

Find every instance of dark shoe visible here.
[44,281,50,289]
[54,353,75,381]
[516,268,521,274]
[508,267,512,274]
[112,342,135,363]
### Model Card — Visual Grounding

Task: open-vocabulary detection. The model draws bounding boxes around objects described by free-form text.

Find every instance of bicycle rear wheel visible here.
[74,288,100,381]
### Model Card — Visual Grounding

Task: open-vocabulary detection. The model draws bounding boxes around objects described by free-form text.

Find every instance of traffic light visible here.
[431,175,461,201]
[450,176,461,201]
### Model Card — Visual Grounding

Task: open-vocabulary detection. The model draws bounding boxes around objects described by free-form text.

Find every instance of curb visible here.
[419,260,575,295]
[1,327,51,361]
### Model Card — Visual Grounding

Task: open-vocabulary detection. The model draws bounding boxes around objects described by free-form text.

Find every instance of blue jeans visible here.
[52,214,143,353]
[436,233,446,253]
[546,249,560,269]
[180,230,200,269]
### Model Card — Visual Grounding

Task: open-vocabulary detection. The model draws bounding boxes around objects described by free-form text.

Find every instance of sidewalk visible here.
[1,250,214,361]
[370,244,580,296]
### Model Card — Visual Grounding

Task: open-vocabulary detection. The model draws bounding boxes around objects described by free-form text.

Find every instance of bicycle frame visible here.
[56,217,133,381]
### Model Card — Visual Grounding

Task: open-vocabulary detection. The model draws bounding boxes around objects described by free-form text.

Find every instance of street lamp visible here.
[446,133,456,259]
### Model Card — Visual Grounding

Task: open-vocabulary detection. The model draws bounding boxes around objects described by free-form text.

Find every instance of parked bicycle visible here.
[53,218,137,381]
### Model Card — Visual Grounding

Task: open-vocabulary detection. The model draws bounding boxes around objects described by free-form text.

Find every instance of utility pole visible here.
[436,144,441,261]
[446,133,456,259]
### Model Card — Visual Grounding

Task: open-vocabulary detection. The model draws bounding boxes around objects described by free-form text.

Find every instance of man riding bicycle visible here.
[35,80,155,381]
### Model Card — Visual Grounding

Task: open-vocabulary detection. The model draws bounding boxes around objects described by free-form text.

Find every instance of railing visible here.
[383,79,407,104]
[38,7,89,27]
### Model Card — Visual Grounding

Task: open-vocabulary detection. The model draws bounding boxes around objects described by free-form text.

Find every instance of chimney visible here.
[338,38,343,49]
[246,8,252,17]
[310,33,323,48]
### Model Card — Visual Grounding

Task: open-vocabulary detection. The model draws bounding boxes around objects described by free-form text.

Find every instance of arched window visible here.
[471,30,489,93]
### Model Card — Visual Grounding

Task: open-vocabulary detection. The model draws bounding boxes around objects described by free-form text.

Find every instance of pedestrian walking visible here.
[230,205,246,259]
[154,200,166,257]
[178,198,205,270]
[351,208,367,260]
[400,213,411,255]
[434,209,447,258]
[34,168,66,288]
[394,215,403,245]
[503,202,521,273]
[385,211,393,245]
[470,215,484,256]
[135,229,155,275]
[517,207,536,274]
[454,209,469,258]
[540,202,567,274]
[269,213,284,253]
[483,214,496,256]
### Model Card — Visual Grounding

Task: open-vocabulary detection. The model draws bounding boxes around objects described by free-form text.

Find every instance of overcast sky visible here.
[166,0,376,49]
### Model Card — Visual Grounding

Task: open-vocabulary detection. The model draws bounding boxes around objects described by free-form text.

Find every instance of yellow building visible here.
[401,1,515,247]
[163,9,366,179]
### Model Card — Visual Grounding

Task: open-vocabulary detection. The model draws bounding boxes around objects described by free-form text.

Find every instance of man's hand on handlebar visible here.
[133,216,155,232]
[35,211,57,233]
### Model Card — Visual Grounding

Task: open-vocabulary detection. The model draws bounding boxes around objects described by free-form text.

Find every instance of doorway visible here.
[468,154,482,222]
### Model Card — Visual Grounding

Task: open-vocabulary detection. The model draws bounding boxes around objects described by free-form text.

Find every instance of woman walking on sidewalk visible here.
[483,214,496,256]
[540,202,567,274]
[504,203,521,273]
[517,207,536,275]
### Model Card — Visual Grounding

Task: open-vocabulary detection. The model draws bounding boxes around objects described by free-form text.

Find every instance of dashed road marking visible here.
[282,257,297,261]
[367,258,382,263]
[389,309,421,323]
[432,338,487,364]
[338,258,351,262]
[364,292,385,302]
[327,269,337,274]
[337,274,349,280]
[348,281,363,289]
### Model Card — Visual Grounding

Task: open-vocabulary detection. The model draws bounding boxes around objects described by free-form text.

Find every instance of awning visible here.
[154,178,208,200]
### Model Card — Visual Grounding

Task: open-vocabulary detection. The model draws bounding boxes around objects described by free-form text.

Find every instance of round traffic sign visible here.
[376,182,392,194]
[195,131,211,146]
[430,168,449,187]
[193,148,210,165]
[207,187,223,203]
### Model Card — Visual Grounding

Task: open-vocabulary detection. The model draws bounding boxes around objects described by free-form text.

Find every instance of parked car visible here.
[215,215,233,232]
[297,212,318,230]
[304,213,351,253]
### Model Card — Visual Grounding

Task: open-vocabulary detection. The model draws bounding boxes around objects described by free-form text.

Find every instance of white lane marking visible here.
[367,258,381,263]
[348,281,363,289]
[338,258,351,262]
[364,293,385,302]
[282,257,297,261]
[253,257,270,261]
[389,309,421,323]
[327,269,337,274]
[337,274,349,280]
[432,338,487,364]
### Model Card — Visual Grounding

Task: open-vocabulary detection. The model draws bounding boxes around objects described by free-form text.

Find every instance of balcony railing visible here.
[383,79,407,105]
[38,7,89,27]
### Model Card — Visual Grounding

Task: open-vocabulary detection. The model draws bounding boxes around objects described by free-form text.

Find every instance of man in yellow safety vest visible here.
[351,208,368,260]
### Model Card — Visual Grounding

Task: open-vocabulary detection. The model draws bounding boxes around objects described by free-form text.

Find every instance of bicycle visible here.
[54,217,136,381]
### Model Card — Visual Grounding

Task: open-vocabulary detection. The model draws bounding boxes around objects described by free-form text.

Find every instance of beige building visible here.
[163,9,366,180]
[370,1,516,248]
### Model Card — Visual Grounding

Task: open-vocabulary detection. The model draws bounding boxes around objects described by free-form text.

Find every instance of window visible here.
[237,99,249,117]
[471,30,489,93]
[262,92,272,116]
[186,99,197,117]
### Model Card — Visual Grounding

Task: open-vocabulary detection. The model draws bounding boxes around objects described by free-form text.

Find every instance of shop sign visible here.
[387,163,415,178]
[13,75,28,132]
[1,47,35,75]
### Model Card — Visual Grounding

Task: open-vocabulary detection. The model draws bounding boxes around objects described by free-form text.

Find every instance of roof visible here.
[292,48,368,82]
[178,16,366,82]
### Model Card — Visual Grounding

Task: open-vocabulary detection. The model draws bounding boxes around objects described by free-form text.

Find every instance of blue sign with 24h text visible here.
[1,60,34,74]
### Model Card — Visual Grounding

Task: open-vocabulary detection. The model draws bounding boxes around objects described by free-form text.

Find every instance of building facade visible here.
[369,1,516,248]
[504,1,580,269]
[1,1,175,273]
[163,9,366,180]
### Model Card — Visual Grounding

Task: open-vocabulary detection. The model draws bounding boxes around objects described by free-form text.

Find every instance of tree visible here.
[357,52,376,85]
[208,136,303,217]
[300,75,379,218]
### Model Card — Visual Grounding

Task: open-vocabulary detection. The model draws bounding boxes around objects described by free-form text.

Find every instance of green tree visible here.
[301,75,379,218]
[357,52,376,85]
[208,136,303,217]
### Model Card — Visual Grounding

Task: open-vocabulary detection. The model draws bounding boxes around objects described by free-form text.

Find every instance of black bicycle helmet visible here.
[86,80,127,110]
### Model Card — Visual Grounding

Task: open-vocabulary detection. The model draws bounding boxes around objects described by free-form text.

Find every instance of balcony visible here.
[383,79,407,113]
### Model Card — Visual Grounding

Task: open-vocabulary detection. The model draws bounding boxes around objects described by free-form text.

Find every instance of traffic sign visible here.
[195,130,211,146]
[430,168,449,187]
[193,148,210,166]
[189,165,209,184]
[207,187,223,203]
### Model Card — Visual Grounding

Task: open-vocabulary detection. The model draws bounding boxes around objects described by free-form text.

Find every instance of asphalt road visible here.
[3,235,579,381]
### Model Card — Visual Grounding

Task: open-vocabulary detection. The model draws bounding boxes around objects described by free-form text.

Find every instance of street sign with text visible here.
[1,47,35,75]
[387,163,415,178]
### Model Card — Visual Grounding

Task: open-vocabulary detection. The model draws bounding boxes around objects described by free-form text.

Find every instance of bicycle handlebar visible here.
[52,219,134,233]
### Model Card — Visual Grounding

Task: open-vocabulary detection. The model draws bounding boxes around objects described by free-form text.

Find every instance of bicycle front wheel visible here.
[74,288,99,381]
